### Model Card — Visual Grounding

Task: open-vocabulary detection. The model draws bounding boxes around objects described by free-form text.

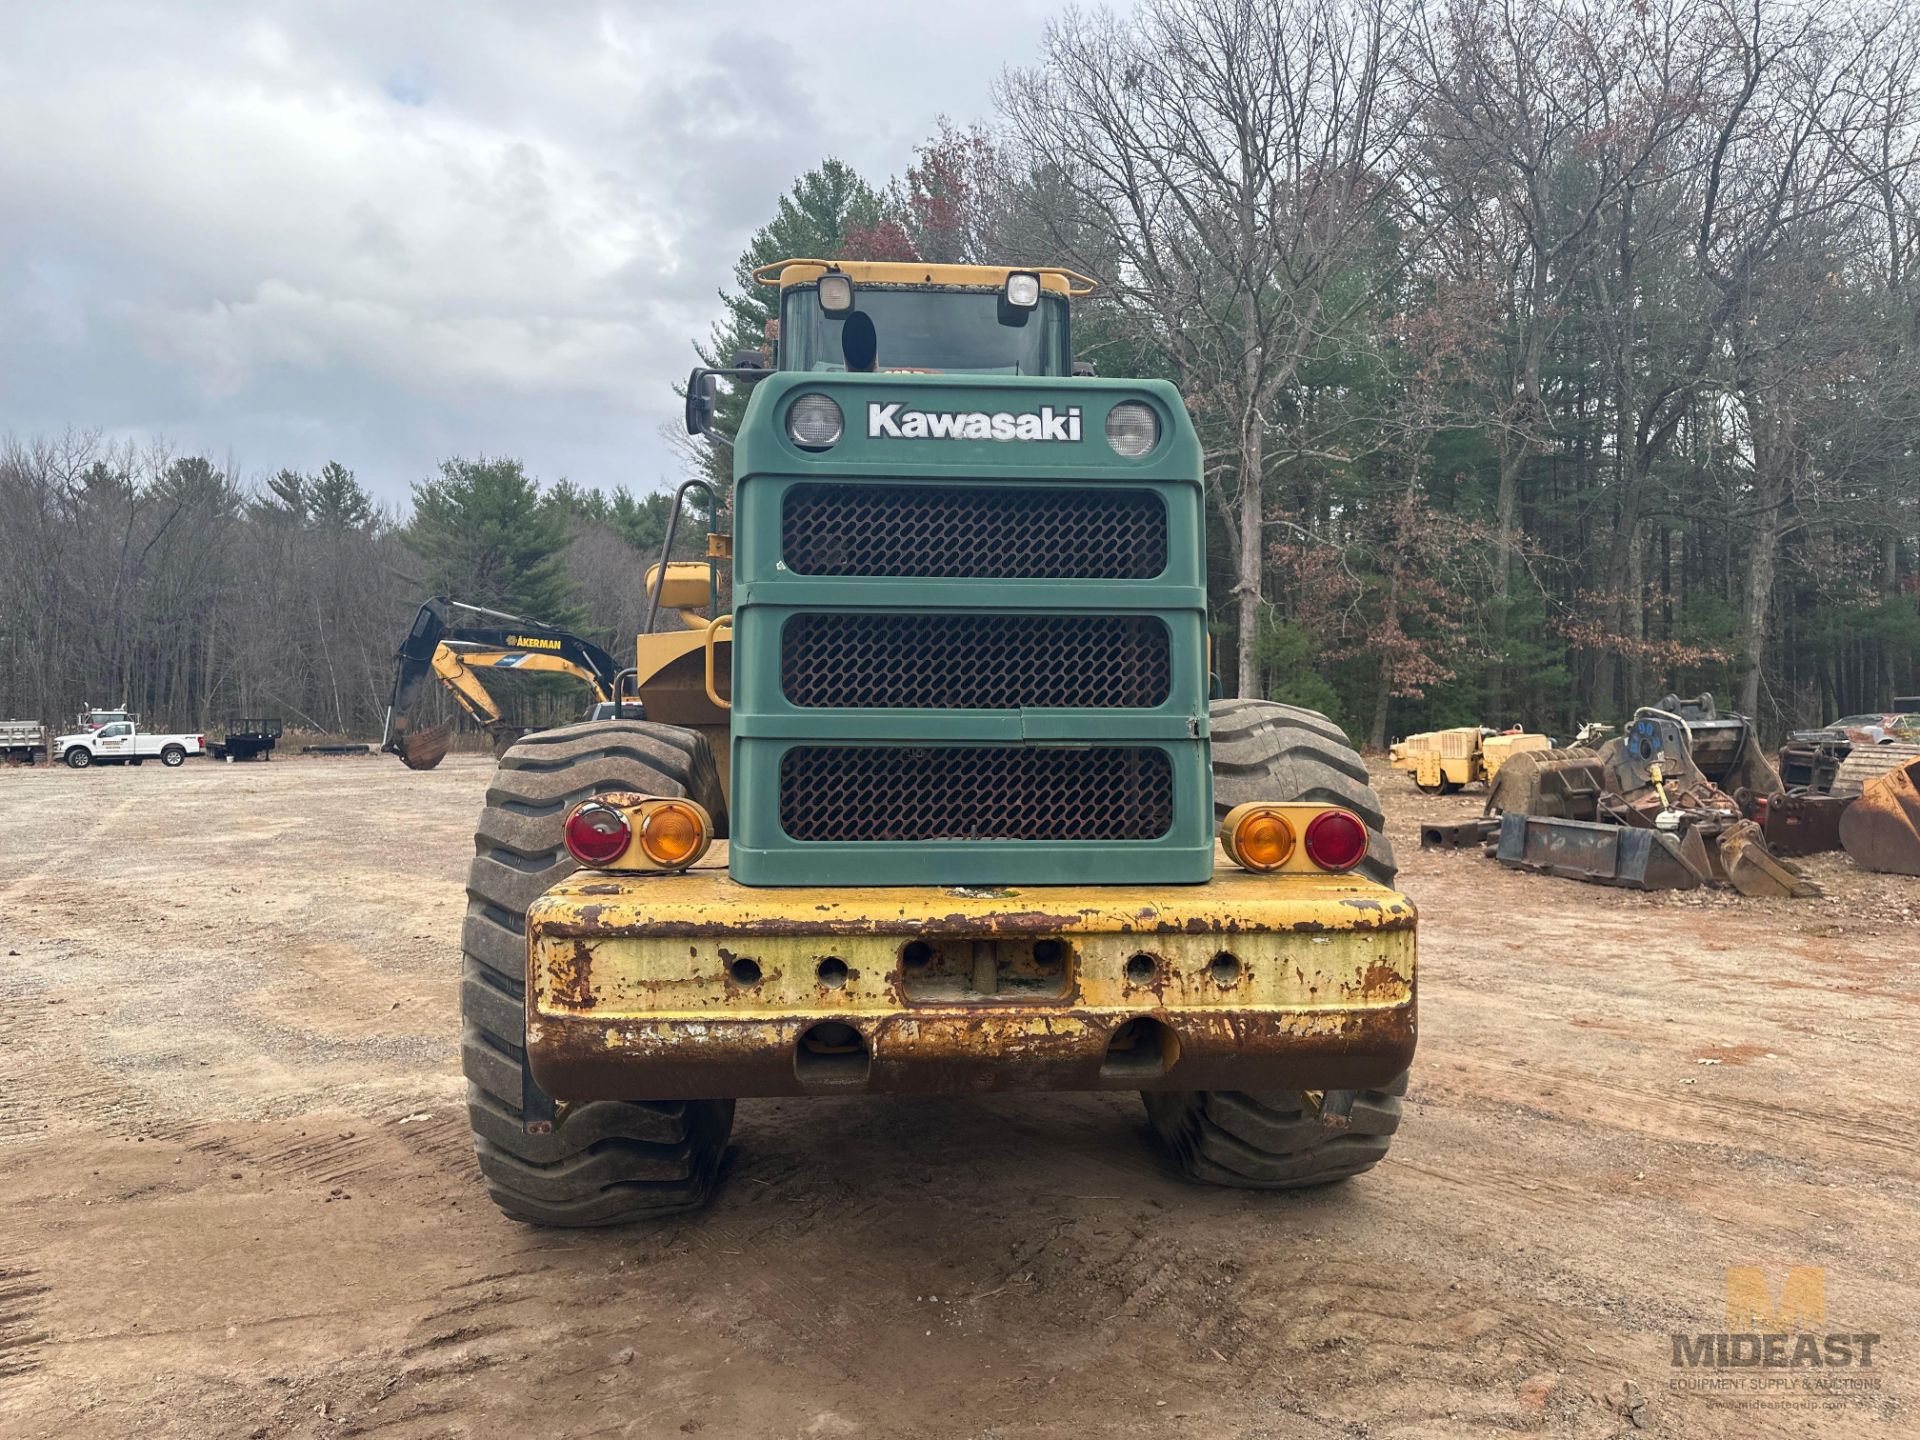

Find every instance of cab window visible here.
[780,286,1071,376]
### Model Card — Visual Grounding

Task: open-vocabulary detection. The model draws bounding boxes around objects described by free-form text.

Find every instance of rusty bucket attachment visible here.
[391,719,452,771]
[1495,814,1707,891]
[1755,793,1853,857]
[1839,756,1920,876]
[1486,747,1606,820]
[1718,819,1821,898]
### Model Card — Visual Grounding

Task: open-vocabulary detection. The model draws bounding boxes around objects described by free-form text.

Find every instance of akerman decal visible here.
[868,402,1082,442]
[507,634,563,651]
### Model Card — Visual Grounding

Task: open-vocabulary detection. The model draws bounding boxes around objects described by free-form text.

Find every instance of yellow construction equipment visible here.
[1389,726,1551,794]
[381,598,624,770]
[446,258,1416,1227]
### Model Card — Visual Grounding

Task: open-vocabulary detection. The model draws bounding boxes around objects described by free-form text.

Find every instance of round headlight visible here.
[787,393,843,449]
[1105,401,1159,457]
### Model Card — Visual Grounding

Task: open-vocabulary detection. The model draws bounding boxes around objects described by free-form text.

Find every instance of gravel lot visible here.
[0,753,1913,1437]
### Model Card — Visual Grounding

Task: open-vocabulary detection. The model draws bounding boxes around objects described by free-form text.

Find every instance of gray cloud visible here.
[0,0,1083,501]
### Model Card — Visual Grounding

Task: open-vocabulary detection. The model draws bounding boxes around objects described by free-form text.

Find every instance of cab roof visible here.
[753,258,1097,297]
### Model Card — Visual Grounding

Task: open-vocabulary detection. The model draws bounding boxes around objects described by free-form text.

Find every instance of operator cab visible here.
[686,261,1098,439]
[776,268,1075,377]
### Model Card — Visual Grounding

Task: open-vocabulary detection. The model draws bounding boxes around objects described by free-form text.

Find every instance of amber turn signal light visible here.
[1220,803,1297,872]
[638,800,711,868]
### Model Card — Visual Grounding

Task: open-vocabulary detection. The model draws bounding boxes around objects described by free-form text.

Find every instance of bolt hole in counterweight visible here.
[728,957,762,987]
[816,956,849,989]
[1209,951,1241,987]
[1125,953,1160,986]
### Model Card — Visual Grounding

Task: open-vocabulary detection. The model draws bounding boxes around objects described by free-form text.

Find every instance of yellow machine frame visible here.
[526,846,1415,1100]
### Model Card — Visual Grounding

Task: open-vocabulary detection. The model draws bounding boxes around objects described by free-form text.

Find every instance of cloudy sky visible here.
[0,1,1085,503]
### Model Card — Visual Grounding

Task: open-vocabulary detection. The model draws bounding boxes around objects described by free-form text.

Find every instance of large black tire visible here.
[463,720,734,1226]
[1146,700,1406,1189]
[1143,1074,1408,1188]
[161,745,186,767]
[65,747,90,769]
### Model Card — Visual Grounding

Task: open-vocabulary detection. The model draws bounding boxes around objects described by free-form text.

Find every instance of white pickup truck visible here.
[54,719,206,769]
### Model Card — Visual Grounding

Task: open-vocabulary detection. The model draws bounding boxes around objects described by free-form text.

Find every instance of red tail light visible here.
[1303,809,1369,872]
[564,801,631,866]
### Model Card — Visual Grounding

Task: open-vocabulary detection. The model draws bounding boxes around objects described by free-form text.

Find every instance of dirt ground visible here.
[0,753,1913,1439]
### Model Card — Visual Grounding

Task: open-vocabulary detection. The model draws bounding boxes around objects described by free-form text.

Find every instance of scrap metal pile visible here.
[1418,694,1920,893]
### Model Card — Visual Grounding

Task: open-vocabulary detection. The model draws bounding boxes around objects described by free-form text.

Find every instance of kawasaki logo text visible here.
[867,402,1082,442]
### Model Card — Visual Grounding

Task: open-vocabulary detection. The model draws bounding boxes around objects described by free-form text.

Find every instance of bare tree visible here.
[1002,0,1430,697]
[1408,0,1703,708]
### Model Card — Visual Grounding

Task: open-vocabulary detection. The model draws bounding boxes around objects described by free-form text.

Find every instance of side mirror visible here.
[684,368,719,436]
[731,347,768,370]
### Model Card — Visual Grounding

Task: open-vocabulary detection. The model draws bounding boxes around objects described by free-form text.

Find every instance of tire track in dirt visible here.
[1431,1053,1917,1183]
[0,1262,52,1381]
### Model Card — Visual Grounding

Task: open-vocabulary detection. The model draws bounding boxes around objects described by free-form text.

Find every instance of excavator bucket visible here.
[1839,756,1920,876]
[1717,820,1820,898]
[1485,746,1606,820]
[394,719,452,771]
[490,726,532,758]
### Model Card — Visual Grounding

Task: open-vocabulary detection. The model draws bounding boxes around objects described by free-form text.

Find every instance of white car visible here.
[54,720,206,769]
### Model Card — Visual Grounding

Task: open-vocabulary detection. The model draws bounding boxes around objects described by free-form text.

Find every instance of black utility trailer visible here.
[208,718,283,762]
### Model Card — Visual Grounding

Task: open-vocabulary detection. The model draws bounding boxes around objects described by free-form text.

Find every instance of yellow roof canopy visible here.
[753,258,1097,297]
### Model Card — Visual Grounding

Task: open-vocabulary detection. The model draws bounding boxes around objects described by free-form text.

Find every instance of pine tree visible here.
[310,462,375,530]
[404,457,578,624]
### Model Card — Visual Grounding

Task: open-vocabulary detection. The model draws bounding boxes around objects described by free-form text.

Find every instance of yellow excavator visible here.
[381,597,622,769]
[382,528,735,773]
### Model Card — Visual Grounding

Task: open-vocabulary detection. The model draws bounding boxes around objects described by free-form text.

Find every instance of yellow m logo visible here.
[1726,1267,1825,1332]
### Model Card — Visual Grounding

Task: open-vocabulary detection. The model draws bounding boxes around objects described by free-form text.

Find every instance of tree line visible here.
[5,0,1918,748]
[0,434,691,737]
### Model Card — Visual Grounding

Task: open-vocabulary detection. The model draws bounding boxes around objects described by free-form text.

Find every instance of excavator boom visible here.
[382,598,621,769]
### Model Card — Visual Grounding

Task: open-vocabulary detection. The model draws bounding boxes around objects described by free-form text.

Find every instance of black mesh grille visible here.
[782,484,1167,579]
[782,613,1170,710]
[779,746,1173,842]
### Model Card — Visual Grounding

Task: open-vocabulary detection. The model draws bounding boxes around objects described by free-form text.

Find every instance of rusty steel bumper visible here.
[524,848,1416,1101]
